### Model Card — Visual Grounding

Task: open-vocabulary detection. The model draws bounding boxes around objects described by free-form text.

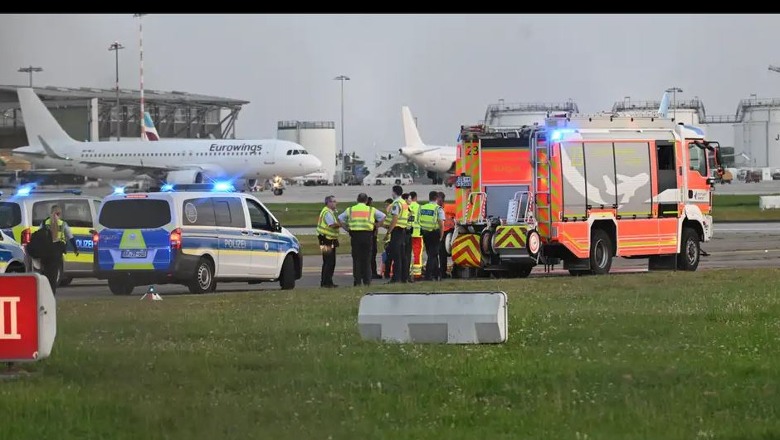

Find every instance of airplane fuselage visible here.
[13,138,321,183]
[399,146,456,174]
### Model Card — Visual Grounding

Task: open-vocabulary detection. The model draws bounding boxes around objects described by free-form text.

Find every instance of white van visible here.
[93,183,302,295]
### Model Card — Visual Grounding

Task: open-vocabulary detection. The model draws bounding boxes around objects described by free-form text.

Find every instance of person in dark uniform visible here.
[366,197,382,279]
[316,195,341,288]
[401,192,414,283]
[40,204,78,295]
[384,185,409,283]
[437,191,452,279]
[339,193,385,287]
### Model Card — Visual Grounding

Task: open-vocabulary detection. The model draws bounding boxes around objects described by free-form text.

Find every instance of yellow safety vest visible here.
[43,217,66,243]
[382,209,392,228]
[316,206,339,239]
[409,201,421,237]
[391,199,409,229]
[418,202,441,232]
[346,204,376,231]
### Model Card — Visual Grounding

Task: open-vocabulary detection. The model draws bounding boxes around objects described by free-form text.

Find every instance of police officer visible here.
[366,197,382,279]
[317,195,341,288]
[381,198,394,279]
[384,185,409,283]
[339,193,385,286]
[419,191,446,281]
[408,191,424,280]
[40,204,78,295]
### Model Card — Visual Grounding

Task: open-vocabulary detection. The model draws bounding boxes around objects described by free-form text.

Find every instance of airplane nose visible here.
[306,155,322,173]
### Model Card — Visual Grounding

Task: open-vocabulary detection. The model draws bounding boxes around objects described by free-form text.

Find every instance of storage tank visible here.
[611,98,705,126]
[277,121,336,184]
[736,98,780,169]
[483,100,579,128]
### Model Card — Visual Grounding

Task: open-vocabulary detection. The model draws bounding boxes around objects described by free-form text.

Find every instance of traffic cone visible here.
[140,285,163,301]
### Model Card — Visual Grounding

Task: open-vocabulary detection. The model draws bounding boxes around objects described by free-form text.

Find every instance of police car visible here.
[93,182,303,295]
[0,209,26,274]
[0,186,102,285]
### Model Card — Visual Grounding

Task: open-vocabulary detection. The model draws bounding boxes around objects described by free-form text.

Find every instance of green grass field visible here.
[3,268,780,439]
[268,194,780,227]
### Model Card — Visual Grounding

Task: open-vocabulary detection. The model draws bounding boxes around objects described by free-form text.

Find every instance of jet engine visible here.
[165,169,205,184]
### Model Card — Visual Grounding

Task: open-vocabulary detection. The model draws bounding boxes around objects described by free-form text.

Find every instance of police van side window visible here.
[0,202,21,228]
[246,199,272,231]
[213,197,246,228]
[33,199,93,228]
[182,198,216,226]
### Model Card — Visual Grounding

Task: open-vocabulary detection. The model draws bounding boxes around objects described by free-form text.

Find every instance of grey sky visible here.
[1,14,779,158]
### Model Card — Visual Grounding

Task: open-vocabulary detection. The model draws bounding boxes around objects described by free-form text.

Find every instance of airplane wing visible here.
[76,158,213,177]
[405,147,442,156]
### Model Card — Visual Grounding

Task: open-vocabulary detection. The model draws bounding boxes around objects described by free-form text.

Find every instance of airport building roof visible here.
[0,85,249,107]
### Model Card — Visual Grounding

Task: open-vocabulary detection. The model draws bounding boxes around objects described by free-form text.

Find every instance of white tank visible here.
[737,101,780,168]
[277,121,336,184]
[483,101,579,128]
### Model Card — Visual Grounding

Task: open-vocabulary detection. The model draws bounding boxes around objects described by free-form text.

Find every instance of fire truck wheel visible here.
[443,231,454,256]
[677,227,700,271]
[512,265,533,278]
[589,229,613,275]
[480,230,494,257]
[526,230,541,259]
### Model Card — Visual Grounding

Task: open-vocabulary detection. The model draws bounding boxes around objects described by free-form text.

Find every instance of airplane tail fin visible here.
[143,111,160,141]
[657,92,670,118]
[17,87,76,149]
[401,106,424,148]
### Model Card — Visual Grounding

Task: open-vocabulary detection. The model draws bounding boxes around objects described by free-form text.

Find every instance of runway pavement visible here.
[53,228,780,300]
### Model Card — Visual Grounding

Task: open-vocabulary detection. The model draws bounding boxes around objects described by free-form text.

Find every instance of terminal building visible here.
[0,85,249,156]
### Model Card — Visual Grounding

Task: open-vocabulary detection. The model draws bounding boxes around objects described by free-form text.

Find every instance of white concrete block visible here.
[759,196,780,210]
[357,291,508,344]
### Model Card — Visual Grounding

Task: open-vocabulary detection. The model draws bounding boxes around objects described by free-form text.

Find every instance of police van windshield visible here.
[99,199,172,229]
[33,200,94,228]
[0,202,21,228]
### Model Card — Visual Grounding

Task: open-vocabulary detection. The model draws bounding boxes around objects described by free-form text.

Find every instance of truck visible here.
[365,172,414,186]
[448,114,724,278]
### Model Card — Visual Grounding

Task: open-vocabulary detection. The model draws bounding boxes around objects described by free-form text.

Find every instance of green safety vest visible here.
[316,206,339,239]
[409,201,421,237]
[391,199,409,229]
[418,202,441,232]
[346,204,376,231]
[43,217,66,243]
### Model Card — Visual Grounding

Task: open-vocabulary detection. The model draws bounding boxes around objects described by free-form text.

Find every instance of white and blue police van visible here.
[0,192,26,273]
[92,182,302,295]
[0,186,102,284]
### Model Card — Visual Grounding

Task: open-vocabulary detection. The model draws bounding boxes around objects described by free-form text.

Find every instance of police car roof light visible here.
[112,186,125,195]
[163,183,237,192]
[160,184,175,192]
[15,185,34,196]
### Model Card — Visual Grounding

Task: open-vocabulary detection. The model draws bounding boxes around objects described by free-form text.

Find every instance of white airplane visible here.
[398,106,456,184]
[11,88,321,190]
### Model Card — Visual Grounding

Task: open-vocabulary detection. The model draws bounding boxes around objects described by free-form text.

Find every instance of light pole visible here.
[134,14,147,140]
[18,66,42,88]
[108,42,125,141]
[666,87,683,121]
[333,74,350,183]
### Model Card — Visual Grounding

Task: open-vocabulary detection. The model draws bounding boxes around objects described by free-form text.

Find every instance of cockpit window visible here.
[293,150,300,155]
[287,150,292,155]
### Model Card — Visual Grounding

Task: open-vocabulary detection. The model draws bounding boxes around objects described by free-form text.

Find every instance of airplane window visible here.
[287,150,292,155]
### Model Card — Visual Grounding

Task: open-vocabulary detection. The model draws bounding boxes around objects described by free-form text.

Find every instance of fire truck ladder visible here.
[531,128,553,236]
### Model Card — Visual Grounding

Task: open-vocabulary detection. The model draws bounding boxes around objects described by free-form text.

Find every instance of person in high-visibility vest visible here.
[40,204,79,295]
[438,191,455,279]
[419,190,446,281]
[380,198,394,279]
[366,196,382,280]
[408,191,424,280]
[317,195,341,288]
[338,193,386,287]
[384,185,409,283]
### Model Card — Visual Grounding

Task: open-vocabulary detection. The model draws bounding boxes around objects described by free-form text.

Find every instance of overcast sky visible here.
[1,14,778,157]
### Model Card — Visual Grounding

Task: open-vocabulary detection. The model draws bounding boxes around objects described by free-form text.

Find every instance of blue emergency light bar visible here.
[14,186,82,196]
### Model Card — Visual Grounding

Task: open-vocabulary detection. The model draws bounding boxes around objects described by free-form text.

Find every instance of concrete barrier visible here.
[759,196,780,210]
[357,291,508,344]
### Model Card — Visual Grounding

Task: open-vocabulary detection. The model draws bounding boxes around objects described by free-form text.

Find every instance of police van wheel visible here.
[279,255,296,290]
[189,258,216,294]
[59,276,73,287]
[108,278,134,295]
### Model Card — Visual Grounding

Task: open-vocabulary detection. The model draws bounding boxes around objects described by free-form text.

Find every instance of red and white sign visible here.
[0,273,56,362]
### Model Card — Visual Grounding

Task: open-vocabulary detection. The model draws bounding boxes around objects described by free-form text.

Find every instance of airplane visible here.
[397,106,456,184]
[11,88,322,191]
[143,111,160,141]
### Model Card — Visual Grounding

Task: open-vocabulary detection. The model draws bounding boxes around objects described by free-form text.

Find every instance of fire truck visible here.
[448,114,724,278]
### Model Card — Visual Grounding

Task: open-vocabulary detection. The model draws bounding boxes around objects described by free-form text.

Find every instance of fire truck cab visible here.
[450,114,724,278]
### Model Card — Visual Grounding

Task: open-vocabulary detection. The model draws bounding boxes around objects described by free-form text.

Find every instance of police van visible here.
[93,182,303,295]
[0,203,26,273]
[0,186,102,285]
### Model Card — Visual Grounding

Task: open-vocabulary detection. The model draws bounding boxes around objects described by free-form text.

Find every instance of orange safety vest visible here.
[443,202,456,231]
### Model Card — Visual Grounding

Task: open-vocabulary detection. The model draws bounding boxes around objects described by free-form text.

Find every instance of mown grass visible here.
[3,268,780,439]
[269,195,780,227]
